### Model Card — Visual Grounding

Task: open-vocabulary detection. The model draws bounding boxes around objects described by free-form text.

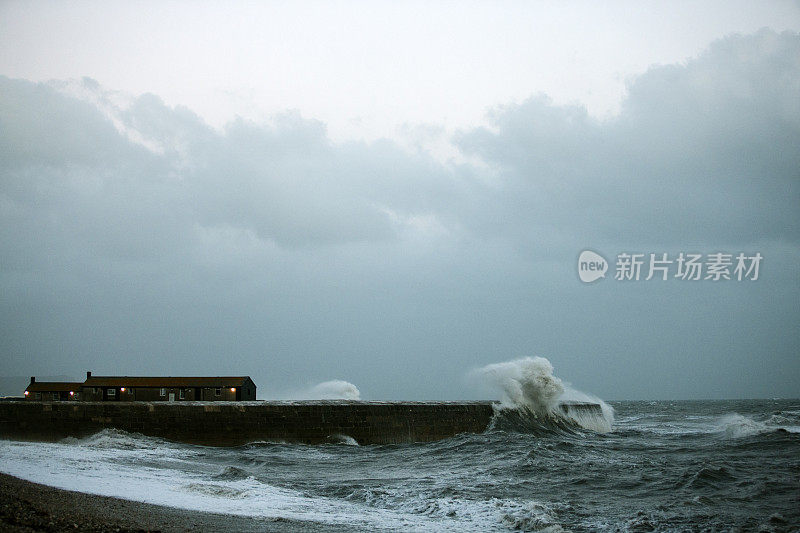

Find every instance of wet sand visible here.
[0,472,341,532]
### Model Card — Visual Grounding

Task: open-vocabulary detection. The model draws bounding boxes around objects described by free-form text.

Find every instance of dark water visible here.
[1,399,799,531]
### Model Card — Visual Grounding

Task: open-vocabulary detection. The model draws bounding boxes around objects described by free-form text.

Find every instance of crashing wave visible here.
[473,356,614,434]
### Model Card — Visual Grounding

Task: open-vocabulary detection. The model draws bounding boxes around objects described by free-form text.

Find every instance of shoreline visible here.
[0,472,342,532]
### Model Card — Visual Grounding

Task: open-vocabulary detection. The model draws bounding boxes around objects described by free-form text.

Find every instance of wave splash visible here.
[717,413,800,438]
[473,356,614,434]
[60,428,173,449]
[291,380,361,400]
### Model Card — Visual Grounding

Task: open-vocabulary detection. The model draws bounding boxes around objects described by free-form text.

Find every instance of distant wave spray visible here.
[301,380,361,400]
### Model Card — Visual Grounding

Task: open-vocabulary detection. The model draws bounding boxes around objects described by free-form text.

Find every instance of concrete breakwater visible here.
[0,400,497,446]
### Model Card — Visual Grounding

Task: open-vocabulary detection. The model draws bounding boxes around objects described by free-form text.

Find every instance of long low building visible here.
[25,372,257,402]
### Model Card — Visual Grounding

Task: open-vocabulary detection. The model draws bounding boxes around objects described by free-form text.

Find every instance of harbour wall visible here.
[0,400,497,446]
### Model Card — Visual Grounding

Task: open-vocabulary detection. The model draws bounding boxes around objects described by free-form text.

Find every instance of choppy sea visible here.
[0,399,798,532]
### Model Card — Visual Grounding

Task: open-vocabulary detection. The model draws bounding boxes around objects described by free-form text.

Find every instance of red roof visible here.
[82,376,253,388]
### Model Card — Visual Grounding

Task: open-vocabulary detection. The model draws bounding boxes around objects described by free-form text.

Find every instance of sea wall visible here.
[0,401,496,446]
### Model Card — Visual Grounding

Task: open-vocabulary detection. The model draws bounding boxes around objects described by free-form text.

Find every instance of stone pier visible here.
[0,400,496,446]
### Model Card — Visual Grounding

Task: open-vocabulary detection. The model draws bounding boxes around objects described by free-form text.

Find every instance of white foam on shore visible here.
[0,430,558,531]
[0,436,404,529]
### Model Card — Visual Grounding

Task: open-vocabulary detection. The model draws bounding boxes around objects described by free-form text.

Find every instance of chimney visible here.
[86,371,92,379]
[30,376,35,383]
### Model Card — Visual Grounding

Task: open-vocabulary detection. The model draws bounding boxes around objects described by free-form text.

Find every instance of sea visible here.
[0,398,798,532]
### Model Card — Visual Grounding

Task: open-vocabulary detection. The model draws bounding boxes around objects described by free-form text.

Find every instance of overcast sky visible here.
[1,1,799,400]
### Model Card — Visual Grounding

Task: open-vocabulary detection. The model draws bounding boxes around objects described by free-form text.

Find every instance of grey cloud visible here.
[456,29,800,249]
[1,30,798,400]
[0,78,456,256]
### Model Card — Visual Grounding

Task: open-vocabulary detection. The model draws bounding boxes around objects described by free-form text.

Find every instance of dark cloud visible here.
[1,30,798,399]
[456,30,800,249]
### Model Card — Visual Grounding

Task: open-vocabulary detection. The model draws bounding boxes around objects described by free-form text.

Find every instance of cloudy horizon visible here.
[1,3,798,401]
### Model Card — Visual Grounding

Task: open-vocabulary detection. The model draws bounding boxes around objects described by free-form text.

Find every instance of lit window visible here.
[107,388,115,397]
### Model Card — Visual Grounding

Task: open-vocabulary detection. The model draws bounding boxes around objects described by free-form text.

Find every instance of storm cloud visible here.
[1,30,798,400]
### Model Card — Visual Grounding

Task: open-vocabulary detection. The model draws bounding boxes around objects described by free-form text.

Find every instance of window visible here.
[35,392,41,400]
[107,388,115,397]
[215,388,221,396]
[160,388,166,397]
[179,389,185,399]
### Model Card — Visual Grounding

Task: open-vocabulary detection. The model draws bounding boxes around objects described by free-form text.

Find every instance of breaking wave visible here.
[473,356,614,434]
[293,380,362,400]
[60,428,172,449]
[717,413,800,438]
[328,434,360,446]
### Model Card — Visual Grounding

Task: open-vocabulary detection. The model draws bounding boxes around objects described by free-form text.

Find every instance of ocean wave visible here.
[717,413,800,438]
[682,465,736,489]
[327,434,360,446]
[2,399,799,531]
[499,501,569,532]
[60,428,170,450]
[473,356,614,434]
[212,465,252,481]
[337,484,570,531]
[487,404,587,436]
[184,482,250,499]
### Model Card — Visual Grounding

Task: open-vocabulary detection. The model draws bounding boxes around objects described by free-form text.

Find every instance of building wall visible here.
[80,382,256,402]
[0,401,495,445]
[25,391,79,401]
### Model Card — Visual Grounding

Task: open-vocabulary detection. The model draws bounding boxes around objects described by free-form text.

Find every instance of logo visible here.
[577,250,762,283]
[578,250,608,283]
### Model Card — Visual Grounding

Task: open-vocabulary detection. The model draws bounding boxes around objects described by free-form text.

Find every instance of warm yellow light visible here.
[24,391,29,396]
[230,388,236,392]
[69,391,74,396]
[120,388,126,392]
